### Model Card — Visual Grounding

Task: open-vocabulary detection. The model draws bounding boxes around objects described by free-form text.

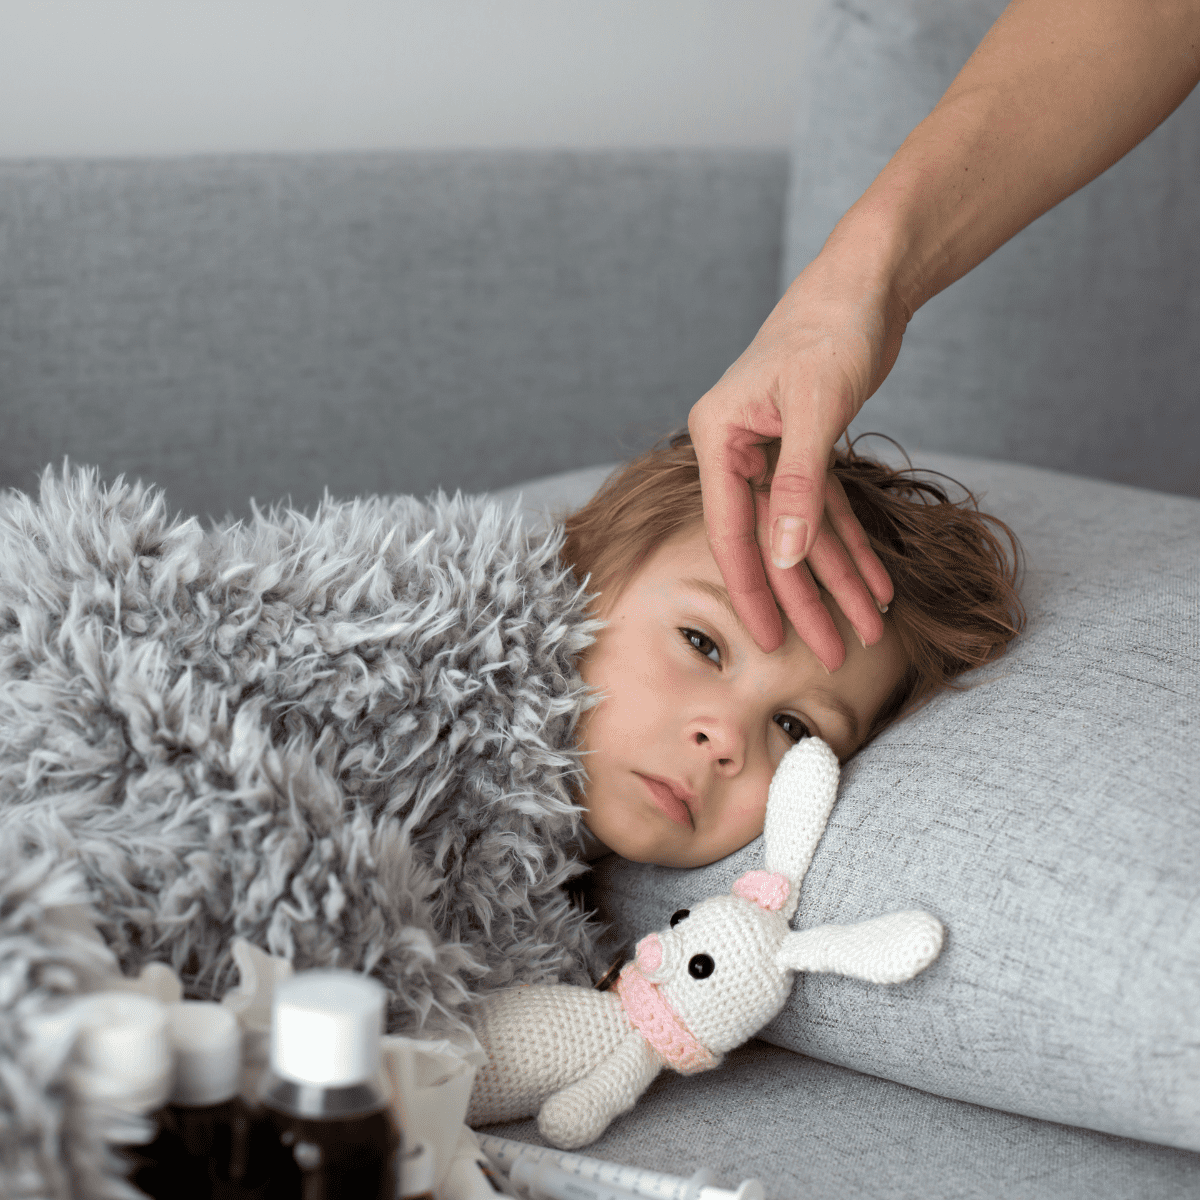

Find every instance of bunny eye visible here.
[687,953,715,980]
[669,909,690,928]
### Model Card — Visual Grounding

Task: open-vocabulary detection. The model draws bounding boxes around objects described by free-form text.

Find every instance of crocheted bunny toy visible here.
[467,738,944,1150]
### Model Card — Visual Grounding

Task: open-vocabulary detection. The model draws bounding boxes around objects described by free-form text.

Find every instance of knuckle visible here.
[768,470,823,505]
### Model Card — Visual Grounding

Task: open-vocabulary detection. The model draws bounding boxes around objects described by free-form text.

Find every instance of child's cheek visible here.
[712,785,772,855]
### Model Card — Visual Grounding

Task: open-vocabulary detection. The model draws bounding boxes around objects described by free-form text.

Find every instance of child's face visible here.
[577,523,908,868]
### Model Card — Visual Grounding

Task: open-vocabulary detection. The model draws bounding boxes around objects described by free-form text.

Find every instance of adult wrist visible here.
[822,184,932,325]
[792,203,917,365]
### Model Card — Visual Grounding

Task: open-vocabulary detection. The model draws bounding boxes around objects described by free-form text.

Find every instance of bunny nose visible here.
[635,933,663,974]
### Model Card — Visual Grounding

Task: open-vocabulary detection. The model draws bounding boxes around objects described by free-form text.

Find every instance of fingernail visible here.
[771,517,808,570]
[876,600,889,614]
[858,633,868,650]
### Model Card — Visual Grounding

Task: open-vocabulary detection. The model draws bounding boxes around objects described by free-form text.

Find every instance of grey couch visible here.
[2,3,1198,1197]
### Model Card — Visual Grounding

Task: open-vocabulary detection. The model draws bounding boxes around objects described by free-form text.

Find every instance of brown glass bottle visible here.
[258,971,400,1200]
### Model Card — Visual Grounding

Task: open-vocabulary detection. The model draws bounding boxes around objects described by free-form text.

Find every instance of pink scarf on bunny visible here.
[614,963,719,1075]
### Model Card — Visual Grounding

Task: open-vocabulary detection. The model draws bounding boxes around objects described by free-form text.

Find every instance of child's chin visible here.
[597,827,676,866]
[626,841,712,870]
[613,840,667,865]
[586,815,733,868]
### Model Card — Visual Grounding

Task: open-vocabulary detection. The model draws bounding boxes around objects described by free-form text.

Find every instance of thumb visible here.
[767,432,834,570]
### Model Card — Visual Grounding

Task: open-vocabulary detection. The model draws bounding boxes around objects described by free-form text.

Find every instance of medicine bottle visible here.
[259,970,400,1200]
[67,992,173,1195]
[140,1000,273,1200]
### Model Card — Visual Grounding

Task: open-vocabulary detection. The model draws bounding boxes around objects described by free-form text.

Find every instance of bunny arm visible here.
[537,1029,663,1151]
[776,910,944,985]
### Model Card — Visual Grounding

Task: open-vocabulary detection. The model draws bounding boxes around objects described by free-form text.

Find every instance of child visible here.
[559,430,1024,867]
[0,437,1020,1194]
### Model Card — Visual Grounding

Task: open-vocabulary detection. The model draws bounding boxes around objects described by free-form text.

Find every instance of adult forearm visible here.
[826,0,1200,317]
[690,0,1198,661]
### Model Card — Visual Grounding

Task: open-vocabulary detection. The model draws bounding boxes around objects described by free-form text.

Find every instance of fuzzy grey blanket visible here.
[0,466,600,1196]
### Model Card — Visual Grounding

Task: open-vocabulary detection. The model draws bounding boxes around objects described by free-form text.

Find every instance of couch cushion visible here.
[488,1041,1200,1200]
[497,453,1200,1153]
[781,0,1200,498]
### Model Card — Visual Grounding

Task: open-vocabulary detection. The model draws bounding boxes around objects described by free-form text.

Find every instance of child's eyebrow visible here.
[680,576,754,634]
[680,576,785,631]
[809,689,861,747]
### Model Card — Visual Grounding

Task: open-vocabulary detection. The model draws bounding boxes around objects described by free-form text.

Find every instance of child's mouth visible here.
[635,773,695,829]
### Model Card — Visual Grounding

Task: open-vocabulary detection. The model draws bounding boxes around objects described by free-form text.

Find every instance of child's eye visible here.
[681,628,721,665]
[774,713,812,743]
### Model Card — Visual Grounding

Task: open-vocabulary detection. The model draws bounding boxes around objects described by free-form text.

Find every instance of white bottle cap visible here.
[269,970,385,1087]
[167,1001,242,1106]
[73,992,173,1115]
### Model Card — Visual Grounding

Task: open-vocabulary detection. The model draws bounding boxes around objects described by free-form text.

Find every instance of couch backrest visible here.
[0,151,786,519]
[783,0,1200,498]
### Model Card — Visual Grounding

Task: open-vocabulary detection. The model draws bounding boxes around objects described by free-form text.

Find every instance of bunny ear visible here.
[776,911,944,984]
[763,738,840,914]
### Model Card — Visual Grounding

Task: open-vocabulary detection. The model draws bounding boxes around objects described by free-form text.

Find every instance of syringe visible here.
[477,1134,765,1200]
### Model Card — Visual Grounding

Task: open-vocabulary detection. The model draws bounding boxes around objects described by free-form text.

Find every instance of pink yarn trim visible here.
[635,933,662,973]
[732,870,790,911]
[615,965,718,1075]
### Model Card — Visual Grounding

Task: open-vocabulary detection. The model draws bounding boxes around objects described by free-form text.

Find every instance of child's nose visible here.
[688,718,744,772]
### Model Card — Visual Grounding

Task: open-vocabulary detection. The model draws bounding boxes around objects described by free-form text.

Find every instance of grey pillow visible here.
[782,0,1200,498]
[498,454,1200,1153]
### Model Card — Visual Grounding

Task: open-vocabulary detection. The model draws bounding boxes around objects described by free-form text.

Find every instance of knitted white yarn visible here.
[468,738,946,1150]
[777,910,946,984]
[466,985,659,1150]
[649,893,789,1057]
[764,737,841,919]
[468,986,631,1126]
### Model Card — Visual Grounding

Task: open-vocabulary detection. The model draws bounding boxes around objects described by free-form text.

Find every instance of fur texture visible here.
[0,465,601,1197]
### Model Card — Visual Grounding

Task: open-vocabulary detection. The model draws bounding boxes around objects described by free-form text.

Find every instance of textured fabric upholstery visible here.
[503,454,1200,1153]
[782,0,1200,497]
[490,1042,1200,1200]
[0,151,785,521]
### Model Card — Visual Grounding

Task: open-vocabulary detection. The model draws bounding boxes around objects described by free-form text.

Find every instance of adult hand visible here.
[691,0,1200,672]
[689,250,906,670]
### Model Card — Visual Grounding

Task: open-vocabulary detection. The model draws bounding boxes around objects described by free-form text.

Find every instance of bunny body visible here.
[467,739,945,1149]
[469,986,661,1147]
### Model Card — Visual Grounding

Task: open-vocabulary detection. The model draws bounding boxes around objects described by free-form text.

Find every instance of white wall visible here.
[0,1,817,157]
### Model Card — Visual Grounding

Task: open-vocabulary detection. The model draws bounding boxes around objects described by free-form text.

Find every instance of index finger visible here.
[754,489,846,671]
[694,444,785,654]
